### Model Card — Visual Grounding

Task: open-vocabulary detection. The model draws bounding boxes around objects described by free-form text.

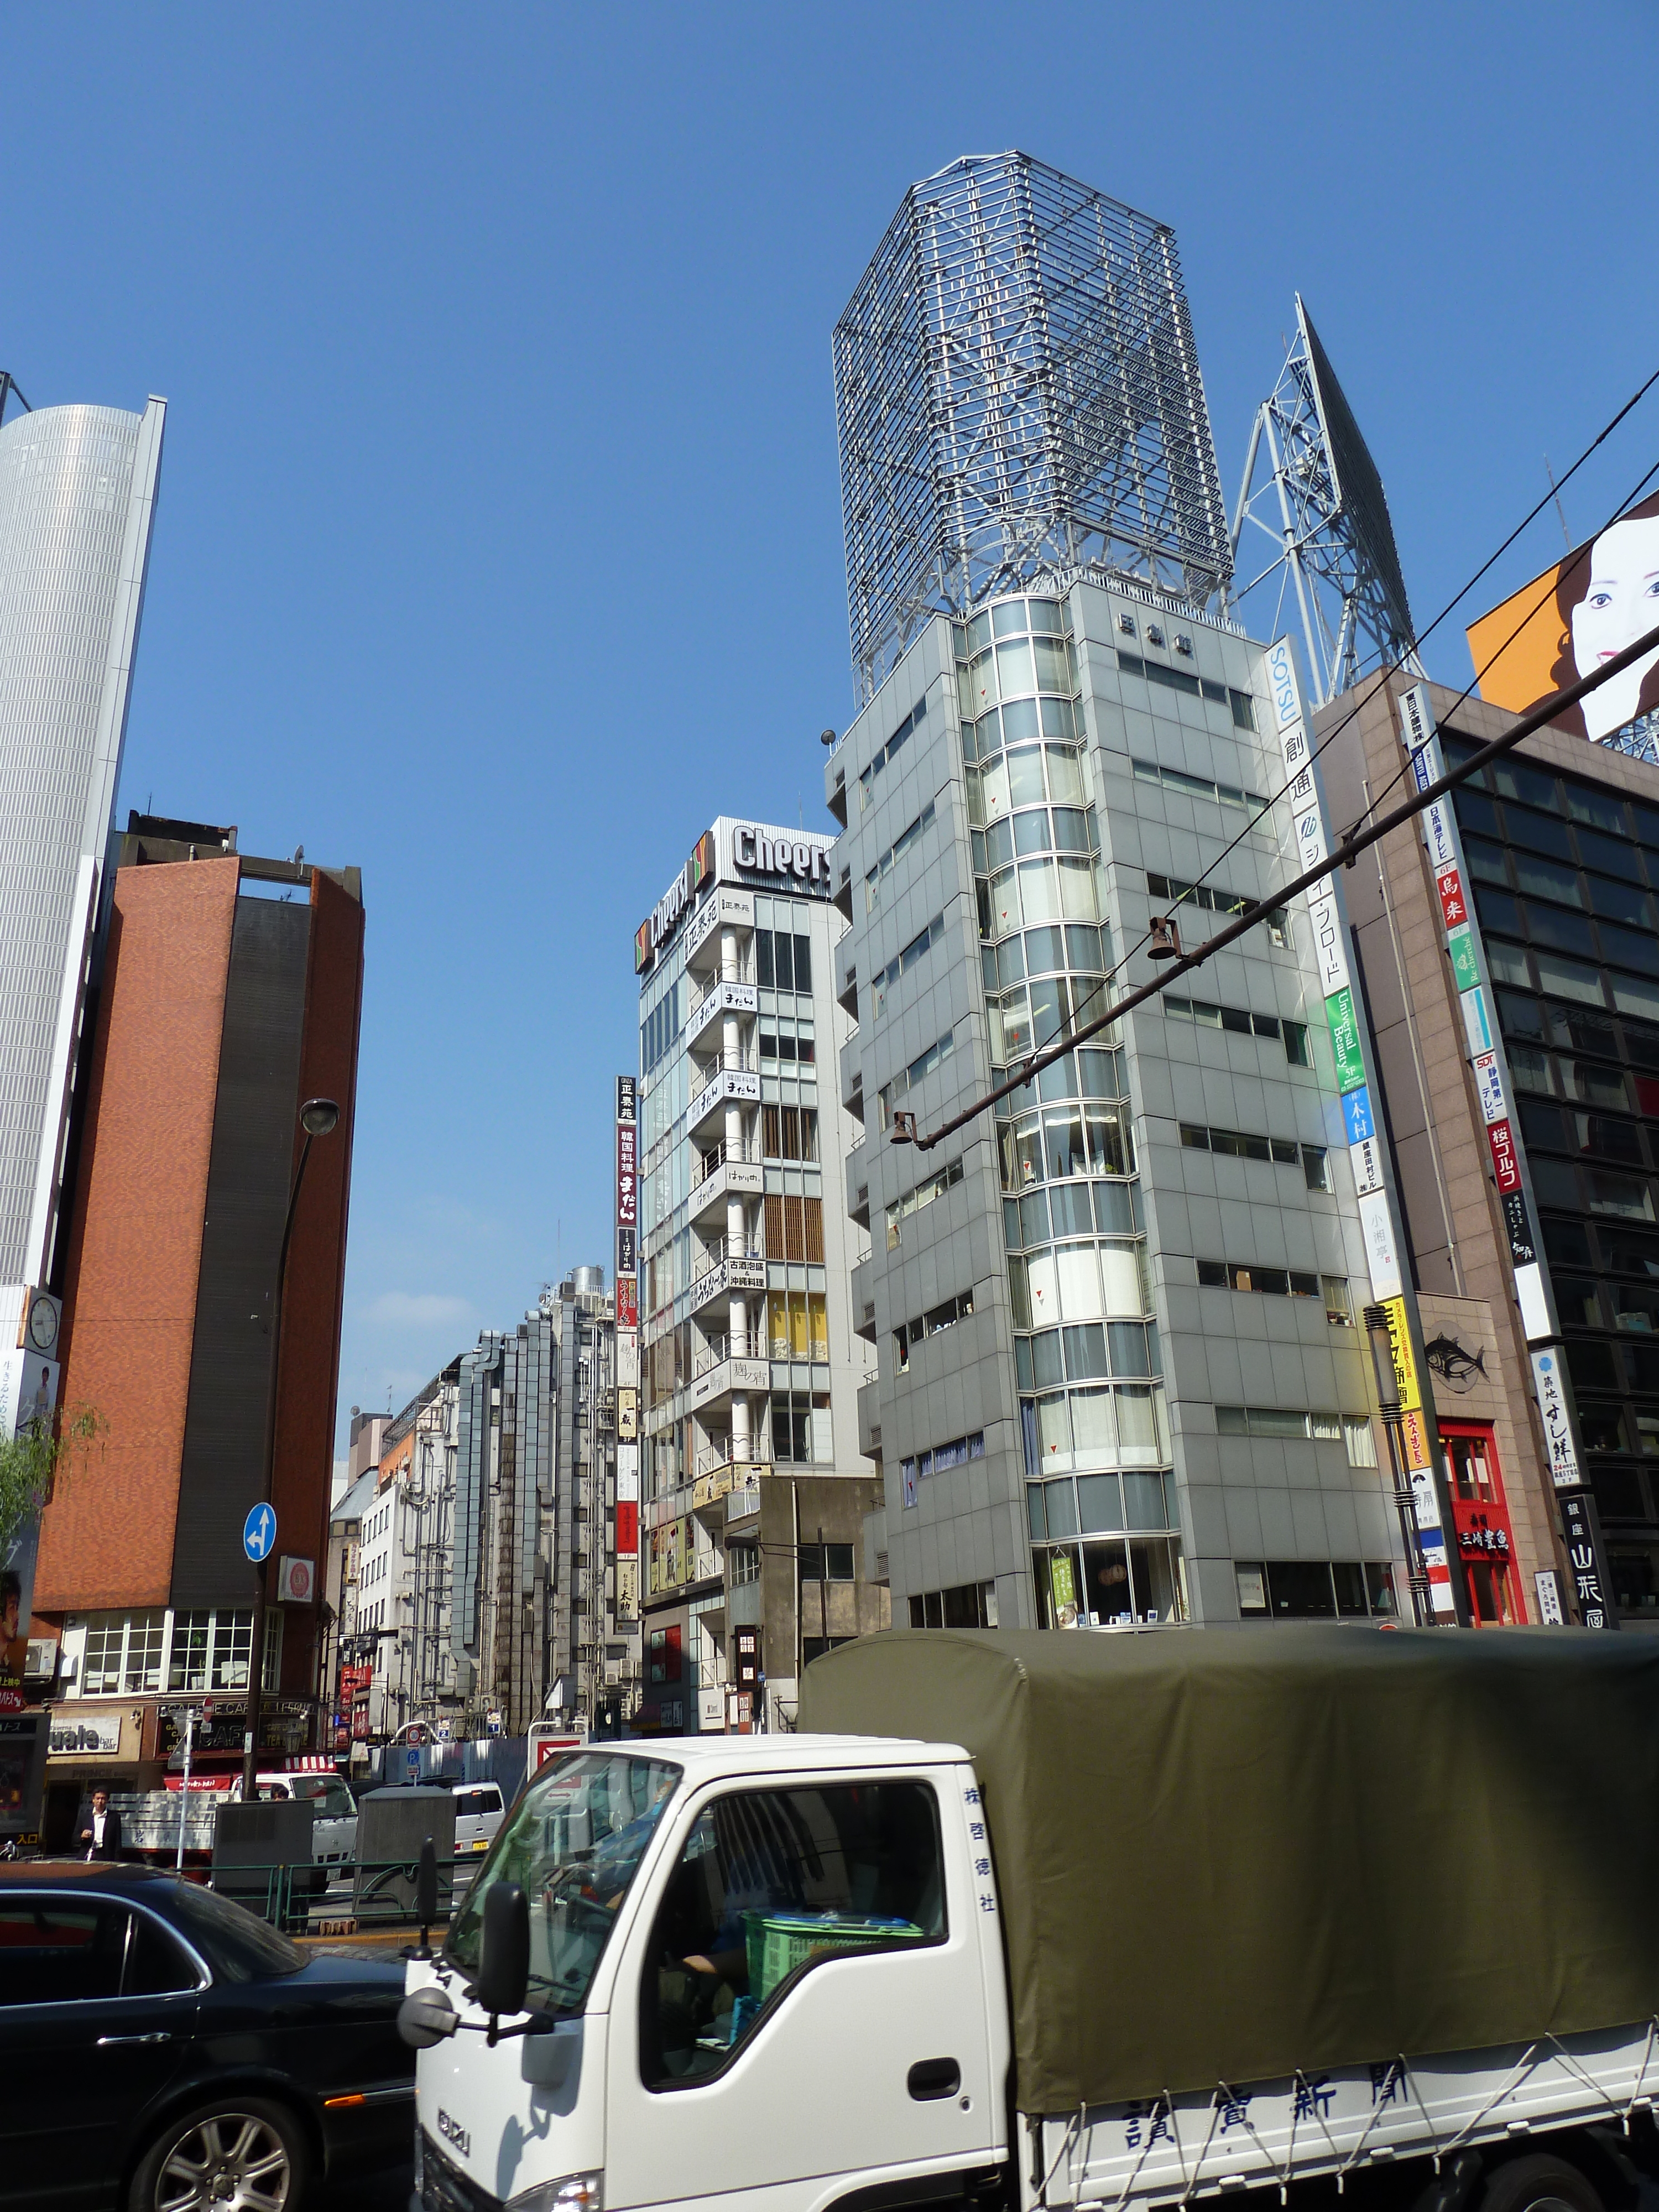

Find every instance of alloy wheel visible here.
[154,2111,292,2212]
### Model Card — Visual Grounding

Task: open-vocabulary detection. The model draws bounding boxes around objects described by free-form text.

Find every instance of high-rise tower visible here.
[834,154,1230,707]
[0,394,166,1290]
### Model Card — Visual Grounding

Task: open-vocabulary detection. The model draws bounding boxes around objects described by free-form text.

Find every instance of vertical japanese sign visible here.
[1398,686,1609,1626]
[1269,640,1458,1618]
[615,1075,640,1623]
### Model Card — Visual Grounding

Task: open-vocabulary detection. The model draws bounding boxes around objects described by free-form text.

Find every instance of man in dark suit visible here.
[79,1787,122,1860]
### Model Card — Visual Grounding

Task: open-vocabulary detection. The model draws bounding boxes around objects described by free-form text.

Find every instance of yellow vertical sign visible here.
[1381,1296,1421,1415]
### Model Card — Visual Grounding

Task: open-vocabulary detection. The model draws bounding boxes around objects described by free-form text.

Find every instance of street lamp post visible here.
[1365,1303,1433,1627]
[243,1097,340,1800]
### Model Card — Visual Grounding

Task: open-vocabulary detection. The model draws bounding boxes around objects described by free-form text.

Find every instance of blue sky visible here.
[2,4,1655,1453]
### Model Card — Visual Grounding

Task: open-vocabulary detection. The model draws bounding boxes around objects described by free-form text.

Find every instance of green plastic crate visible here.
[743,1911,927,2004]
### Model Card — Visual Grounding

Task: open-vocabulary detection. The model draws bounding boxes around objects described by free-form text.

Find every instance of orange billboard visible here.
[1466,490,1659,743]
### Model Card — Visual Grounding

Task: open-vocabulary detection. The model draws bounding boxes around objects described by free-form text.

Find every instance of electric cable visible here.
[988,377,1659,1086]
[896,611,1659,1152]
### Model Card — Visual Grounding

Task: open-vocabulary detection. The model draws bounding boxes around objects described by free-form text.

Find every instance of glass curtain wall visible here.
[958,594,1185,1626]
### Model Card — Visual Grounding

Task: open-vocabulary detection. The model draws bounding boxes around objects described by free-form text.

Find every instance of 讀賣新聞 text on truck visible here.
[397,1626,1659,2212]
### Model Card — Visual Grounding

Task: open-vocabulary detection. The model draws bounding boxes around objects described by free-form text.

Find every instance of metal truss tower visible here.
[1230,295,1420,706]
[834,152,1233,707]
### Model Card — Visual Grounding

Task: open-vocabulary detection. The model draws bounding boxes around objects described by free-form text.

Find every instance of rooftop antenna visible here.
[1229,295,1420,708]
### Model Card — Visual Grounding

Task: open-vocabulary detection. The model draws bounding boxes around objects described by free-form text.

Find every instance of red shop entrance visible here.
[1439,1421,1526,1625]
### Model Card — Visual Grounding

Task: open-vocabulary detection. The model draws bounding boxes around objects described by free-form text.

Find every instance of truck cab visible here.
[403,1734,1009,2212]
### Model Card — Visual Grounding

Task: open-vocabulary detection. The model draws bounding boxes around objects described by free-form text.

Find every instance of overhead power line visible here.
[893,612,1659,1153]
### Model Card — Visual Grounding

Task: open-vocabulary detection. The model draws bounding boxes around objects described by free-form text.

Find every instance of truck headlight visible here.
[508,2173,602,2212]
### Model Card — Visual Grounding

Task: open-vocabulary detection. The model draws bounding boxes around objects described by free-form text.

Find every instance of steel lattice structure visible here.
[1230,296,1419,706]
[834,152,1233,706]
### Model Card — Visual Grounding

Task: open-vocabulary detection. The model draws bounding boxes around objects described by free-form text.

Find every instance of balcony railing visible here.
[695,1331,761,1375]
[688,1046,759,1075]
[693,1138,761,1188]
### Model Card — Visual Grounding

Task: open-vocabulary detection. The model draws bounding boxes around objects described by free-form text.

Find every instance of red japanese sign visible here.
[1486,1117,1521,1193]
[1435,864,1467,930]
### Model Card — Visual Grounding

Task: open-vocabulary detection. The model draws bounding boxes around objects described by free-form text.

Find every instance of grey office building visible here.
[827,159,1404,1631]
[0,394,166,1293]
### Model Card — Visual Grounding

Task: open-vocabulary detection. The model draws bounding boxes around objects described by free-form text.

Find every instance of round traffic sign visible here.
[242,1502,276,1563]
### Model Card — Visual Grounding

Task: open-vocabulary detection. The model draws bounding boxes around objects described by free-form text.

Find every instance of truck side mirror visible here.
[477,1881,530,2025]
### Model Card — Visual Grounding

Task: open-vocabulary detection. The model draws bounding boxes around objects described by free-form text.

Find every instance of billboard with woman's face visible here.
[1466,492,1659,743]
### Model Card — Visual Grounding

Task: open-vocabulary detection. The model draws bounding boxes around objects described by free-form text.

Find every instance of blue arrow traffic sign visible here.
[242,1502,276,1563]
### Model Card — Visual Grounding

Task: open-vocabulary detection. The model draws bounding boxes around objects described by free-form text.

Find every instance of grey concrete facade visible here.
[827,583,1410,1632]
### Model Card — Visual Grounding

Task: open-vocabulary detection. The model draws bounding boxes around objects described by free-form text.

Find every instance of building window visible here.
[771,1391,831,1464]
[755,929,813,993]
[1180,1124,1331,1186]
[1146,872,1289,948]
[886,1156,965,1249]
[727,1542,760,1586]
[799,1543,854,1584]
[907,1581,997,1629]
[1234,1561,1397,1619]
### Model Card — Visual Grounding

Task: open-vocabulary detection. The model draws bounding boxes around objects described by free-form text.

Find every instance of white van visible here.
[255,1768,359,1876]
[450,1781,506,1857]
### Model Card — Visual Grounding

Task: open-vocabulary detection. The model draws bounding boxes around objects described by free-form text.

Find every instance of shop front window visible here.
[1440,1422,1525,1625]
[1033,1535,1187,1627]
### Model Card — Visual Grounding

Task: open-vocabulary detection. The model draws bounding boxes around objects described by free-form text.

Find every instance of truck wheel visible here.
[128,2094,309,2211]
[1477,2154,1605,2212]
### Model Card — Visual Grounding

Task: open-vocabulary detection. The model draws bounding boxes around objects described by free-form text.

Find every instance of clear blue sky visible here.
[2,5,1654,1456]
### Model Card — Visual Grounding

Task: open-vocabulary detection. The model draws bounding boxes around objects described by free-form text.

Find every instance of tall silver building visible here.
[826,165,1420,1634]
[0,394,166,1290]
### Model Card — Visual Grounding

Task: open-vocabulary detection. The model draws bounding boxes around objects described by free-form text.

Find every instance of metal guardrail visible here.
[209,1852,484,1933]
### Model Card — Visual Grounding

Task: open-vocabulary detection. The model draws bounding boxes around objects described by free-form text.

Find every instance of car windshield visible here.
[446,1751,680,2015]
[165,1880,306,1980]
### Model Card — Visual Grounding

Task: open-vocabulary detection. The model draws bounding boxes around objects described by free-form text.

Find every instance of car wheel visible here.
[128,2095,309,2212]
[1476,2154,1605,2212]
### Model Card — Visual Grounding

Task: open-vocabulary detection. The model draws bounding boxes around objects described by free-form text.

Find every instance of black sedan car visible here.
[0,1861,414,2211]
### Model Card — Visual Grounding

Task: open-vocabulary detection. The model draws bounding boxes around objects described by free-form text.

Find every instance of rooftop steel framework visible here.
[1230,295,1420,706]
[834,152,1233,706]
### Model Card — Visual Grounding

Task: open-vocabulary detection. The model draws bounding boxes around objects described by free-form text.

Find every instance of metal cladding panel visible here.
[453,1338,503,1660]
[170,895,310,1608]
[1298,299,1414,649]
[0,401,164,1279]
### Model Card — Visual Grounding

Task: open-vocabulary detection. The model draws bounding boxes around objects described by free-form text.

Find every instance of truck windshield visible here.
[447,1751,681,2015]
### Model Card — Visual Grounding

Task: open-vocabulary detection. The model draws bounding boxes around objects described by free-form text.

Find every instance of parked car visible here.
[0,1861,413,2211]
[450,1781,505,1858]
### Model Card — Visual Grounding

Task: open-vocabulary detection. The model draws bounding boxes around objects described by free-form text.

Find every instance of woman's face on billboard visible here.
[1572,515,1659,740]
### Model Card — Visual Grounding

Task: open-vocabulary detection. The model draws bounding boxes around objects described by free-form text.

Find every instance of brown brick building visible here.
[34,815,363,1822]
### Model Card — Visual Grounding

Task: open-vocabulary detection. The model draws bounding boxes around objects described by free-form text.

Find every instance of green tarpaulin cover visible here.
[797,1626,1659,2114]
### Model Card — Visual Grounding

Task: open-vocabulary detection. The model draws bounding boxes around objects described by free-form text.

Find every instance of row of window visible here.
[1003,1177,1140,1251]
[1162,993,1313,1066]
[79,1607,267,1697]
[857,691,930,811]
[877,1027,954,1126]
[1004,1099,1136,1187]
[885,1155,965,1248]
[958,629,1076,716]
[1179,1122,1331,1192]
[1485,933,1659,1029]
[1013,1237,1149,1326]
[770,1391,832,1465]
[1114,648,1257,729]
[899,1428,987,1504]
[1465,832,1659,934]
[765,1292,828,1363]
[988,969,1112,1071]
[870,909,947,1021]
[980,852,1104,943]
[1215,1406,1378,1465]
[1197,1261,1352,1323]
[1511,1044,1657,1117]
[980,921,1109,992]
[1025,1465,1175,1538]
[758,1105,818,1161]
[894,1287,976,1371]
[1478,886,1659,987]
[1133,757,1264,813]
[753,930,813,994]
[1236,1559,1399,1619]
[960,692,1081,763]
[758,1025,816,1064]
[1011,1316,1161,1385]
[1146,872,1289,946]
[973,803,1097,877]
[865,800,937,912]
[966,737,1089,823]
[956,594,1068,655]
[993,1043,1126,1118]
[1035,1534,1186,1627]
[641,980,685,1075]
[1016,1378,1168,1461]
[1448,738,1659,855]
[907,1580,997,1629]
[1564,1337,1659,1404]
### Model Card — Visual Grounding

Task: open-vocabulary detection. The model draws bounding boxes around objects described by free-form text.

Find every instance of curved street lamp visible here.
[243,1098,340,1798]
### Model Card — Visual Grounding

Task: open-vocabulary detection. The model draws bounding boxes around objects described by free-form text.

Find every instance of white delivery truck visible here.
[398,1627,1659,2212]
